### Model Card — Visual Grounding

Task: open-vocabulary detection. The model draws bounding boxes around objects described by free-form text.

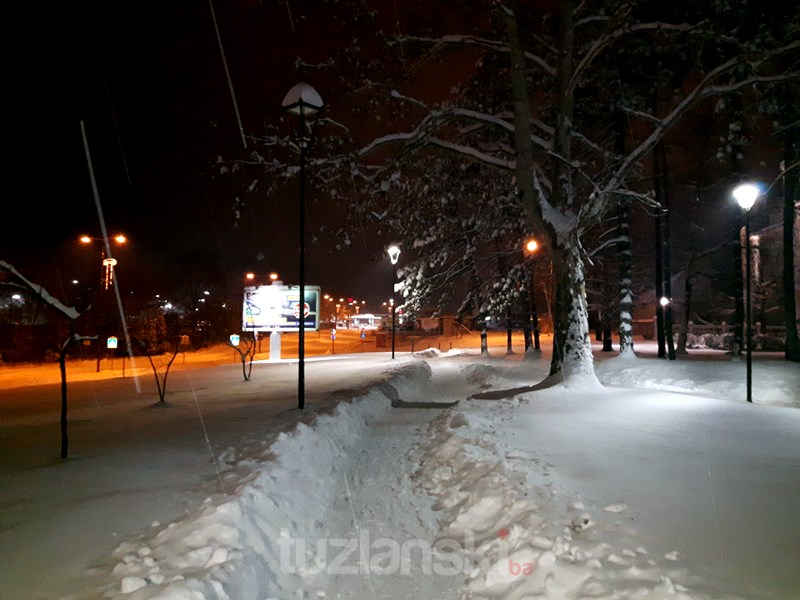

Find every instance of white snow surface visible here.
[1,342,798,600]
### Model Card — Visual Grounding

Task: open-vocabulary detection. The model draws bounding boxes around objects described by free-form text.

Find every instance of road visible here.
[0,348,429,599]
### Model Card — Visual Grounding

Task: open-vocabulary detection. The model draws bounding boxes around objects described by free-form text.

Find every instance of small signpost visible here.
[229,334,240,363]
[107,336,118,371]
[330,328,336,354]
[360,327,366,351]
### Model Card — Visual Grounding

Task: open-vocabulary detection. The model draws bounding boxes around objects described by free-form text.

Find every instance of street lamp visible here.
[282,82,323,411]
[245,271,280,284]
[79,233,128,372]
[523,238,541,351]
[387,244,401,359]
[732,182,760,403]
[80,234,127,290]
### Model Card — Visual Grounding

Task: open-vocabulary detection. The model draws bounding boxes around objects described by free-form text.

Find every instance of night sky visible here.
[3,0,786,313]
[5,0,409,305]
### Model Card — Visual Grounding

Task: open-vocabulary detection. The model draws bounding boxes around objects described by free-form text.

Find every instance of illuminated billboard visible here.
[242,285,320,332]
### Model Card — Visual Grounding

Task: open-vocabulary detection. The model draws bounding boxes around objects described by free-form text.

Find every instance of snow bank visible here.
[413,407,731,600]
[99,360,433,599]
[596,355,799,407]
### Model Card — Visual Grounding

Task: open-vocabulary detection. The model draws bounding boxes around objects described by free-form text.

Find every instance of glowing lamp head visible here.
[660,296,670,307]
[525,239,539,253]
[732,183,760,211]
[79,235,92,244]
[387,245,401,265]
[245,272,255,280]
[281,82,323,116]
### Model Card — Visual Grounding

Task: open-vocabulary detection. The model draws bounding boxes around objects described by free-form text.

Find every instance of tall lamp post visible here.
[79,233,127,372]
[523,239,541,351]
[732,182,760,403]
[80,234,127,290]
[387,245,401,359]
[282,82,323,411]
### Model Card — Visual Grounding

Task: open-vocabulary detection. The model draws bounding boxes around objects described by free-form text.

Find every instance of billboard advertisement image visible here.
[242,285,320,332]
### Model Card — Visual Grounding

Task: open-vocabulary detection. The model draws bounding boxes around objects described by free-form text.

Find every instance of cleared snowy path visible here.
[306,361,468,599]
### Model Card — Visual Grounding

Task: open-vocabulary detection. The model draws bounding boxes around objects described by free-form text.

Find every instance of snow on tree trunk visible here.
[613,112,635,357]
[616,201,635,356]
[549,232,600,386]
[505,0,600,386]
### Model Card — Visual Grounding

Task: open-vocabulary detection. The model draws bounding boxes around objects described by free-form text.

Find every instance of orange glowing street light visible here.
[80,234,127,246]
[245,272,280,284]
[523,237,541,351]
[79,233,127,290]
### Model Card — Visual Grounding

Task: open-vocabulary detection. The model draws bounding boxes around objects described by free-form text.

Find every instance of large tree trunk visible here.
[677,275,693,354]
[782,130,800,361]
[617,203,635,355]
[549,234,597,384]
[614,111,635,356]
[730,121,745,358]
[653,135,667,358]
[505,0,598,384]
[659,144,676,360]
[503,3,544,235]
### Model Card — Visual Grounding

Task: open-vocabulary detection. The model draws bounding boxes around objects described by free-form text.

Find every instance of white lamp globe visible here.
[732,183,760,211]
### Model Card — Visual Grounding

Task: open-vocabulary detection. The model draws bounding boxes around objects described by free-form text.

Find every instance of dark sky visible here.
[5,0,406,306]
[4,0,785,312]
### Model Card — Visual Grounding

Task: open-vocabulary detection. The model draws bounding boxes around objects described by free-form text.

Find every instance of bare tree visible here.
[227,331,257,381]
[1,261,86,458]
[131,308,182,404]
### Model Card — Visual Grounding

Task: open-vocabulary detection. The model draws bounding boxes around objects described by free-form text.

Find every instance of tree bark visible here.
[677,276,693,354]
[504,0,598,384]
[653,139,667,359]
[614,111,635,355]
[58,334,83,459]
[502,1,547,235]
[782,130,800,361]
[550,233,596,382]
[659,144,676,360]
[654,233,666,356]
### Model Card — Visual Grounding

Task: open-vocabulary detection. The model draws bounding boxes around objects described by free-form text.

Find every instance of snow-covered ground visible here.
[1,339,798,599]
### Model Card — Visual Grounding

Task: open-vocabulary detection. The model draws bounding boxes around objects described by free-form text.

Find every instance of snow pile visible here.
[412,402,721,600]
[96,360,433,599]
[596,355,799,407]
[461,362,513,390]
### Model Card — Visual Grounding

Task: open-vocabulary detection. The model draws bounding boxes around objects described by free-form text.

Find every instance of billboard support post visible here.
[270,331,282,360]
